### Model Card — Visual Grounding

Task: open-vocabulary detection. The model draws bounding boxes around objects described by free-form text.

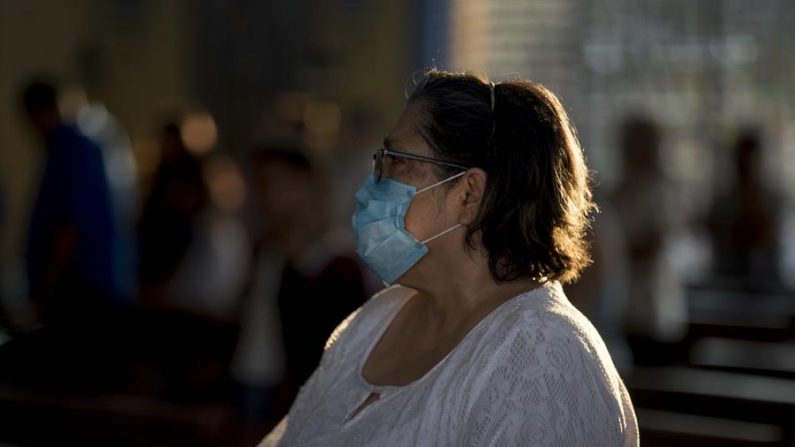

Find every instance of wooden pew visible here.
[637,408,784,446]
[690,337,795,380]
[686,287,795,342]
[627,367,795,444]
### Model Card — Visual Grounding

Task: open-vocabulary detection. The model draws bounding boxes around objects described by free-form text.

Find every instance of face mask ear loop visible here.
[416,171,467,195]
[421,223,463,244]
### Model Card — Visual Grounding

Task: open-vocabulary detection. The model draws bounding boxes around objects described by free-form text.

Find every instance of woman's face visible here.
[383,101,460,259]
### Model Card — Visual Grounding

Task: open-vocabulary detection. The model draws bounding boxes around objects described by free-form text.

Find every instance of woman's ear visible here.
[455,168,487,225]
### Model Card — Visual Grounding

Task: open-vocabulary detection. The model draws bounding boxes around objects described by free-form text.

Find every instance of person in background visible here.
[65,89,140,306]
[23,80,120,321]
[565,191,633,372]
[133,118,245,403]
[1,80,122,392]
[232,146,367,427]
[161,153,250,319]
[260,69,637,446]
[708,128,783,289]
[137,120,207,295]
[612,116,686,366]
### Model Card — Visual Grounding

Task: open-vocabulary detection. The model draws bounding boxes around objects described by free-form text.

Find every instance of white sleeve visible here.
[257,306,365,447]
[458,324,632,447]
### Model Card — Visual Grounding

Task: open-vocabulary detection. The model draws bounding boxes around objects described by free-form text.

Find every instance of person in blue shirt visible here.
[23,81,119,321]
[2,80,124,393]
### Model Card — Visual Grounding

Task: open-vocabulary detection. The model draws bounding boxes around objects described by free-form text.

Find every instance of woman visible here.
[260,69,638,446]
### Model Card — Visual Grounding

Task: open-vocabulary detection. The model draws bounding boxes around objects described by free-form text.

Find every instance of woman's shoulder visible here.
[451,282,637,445]
[467,281,618,386]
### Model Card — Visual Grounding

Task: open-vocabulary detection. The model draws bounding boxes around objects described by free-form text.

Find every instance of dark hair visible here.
[22,81,57,114]
[408,69,595,283]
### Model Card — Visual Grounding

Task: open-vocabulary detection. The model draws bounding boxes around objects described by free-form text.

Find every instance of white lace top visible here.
[260,282,638,446]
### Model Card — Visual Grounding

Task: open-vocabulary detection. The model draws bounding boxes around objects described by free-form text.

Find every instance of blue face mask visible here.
[351,172,466,285]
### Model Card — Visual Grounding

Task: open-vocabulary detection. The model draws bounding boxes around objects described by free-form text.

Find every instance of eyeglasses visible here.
[372,147,468,182]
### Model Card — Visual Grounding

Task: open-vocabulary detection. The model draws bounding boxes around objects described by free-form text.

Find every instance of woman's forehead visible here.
[385,103,431,156]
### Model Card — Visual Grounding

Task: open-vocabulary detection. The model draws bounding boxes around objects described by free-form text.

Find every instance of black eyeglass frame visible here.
[372,147,469,182]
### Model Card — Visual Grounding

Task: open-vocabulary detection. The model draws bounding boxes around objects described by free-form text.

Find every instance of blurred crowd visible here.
[567,114,791,370]
[0,76,793,446]
[0,79,381,445]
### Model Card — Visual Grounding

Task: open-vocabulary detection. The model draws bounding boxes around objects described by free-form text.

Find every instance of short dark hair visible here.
[408,69,595,283]
[22,81,57,114]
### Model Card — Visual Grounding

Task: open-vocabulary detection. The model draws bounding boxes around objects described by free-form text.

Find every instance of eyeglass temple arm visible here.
[382,149,468,170]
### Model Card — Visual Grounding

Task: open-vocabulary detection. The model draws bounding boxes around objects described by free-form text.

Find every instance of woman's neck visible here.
[408,251,542,328]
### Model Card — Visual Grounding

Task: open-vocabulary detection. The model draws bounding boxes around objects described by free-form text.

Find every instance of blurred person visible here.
[260,70,637,446]
[565,193,633,372]
[0,80,123,392]
[708,128,783,288]
[162,153,250,319]
[232,146,367,425]
[137,120,207,295]
[22,80,120,321]
[612,116,686,365]
[134,118,245,403]
[69,92,139,306]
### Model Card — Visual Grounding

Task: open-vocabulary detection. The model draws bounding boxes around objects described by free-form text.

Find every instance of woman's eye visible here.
[384,156,404,170]
[383,156,408,178]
